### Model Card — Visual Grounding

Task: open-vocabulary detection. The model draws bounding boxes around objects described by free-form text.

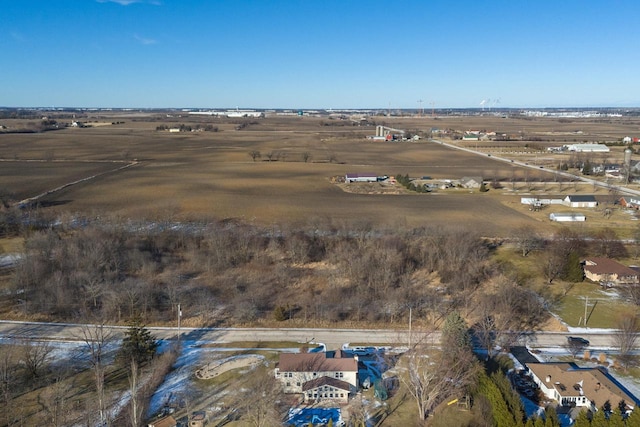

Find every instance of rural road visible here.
[431,139,640,198]
[0,320,617,350]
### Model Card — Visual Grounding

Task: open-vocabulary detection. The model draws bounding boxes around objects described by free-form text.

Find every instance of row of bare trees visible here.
[7,221,502,327]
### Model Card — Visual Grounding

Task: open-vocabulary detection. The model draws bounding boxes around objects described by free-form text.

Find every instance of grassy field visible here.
[2,114,640,236]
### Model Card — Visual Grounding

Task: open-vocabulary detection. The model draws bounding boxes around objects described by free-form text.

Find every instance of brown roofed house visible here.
[583,257,638,285]
[528,363,637,411]
[275,352,358,398]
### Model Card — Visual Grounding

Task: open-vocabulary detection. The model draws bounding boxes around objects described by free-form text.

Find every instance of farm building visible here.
[345,173,378,183]
[521,197,563,206]
[582,257,639,285]
[564,143,610,153]
[563,195,597,208]
[549,213,586,222]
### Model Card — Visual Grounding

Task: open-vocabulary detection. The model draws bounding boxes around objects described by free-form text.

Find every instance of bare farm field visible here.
[2,113,640,236]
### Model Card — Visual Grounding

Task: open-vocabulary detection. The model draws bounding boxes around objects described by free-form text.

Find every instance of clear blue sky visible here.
[2,0,639,109]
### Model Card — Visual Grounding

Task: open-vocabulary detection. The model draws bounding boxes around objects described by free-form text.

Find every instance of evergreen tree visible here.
[591,409,607,427]
[626,408,640,427]
[561,251,584,282]
[573,410,591,427]
[524,418,535,427]
[533,416,545,427]
[544,406,560,427]
[441,311,472,352]
[609,412,625,427]
[118,316,158,366]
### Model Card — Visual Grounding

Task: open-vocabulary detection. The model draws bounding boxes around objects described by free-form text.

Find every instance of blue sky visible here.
[1,0,639,109]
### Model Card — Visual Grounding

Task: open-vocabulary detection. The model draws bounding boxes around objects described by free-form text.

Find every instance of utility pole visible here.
[408,306,412,349]
[584,296,588,327]
[177,303,182,344]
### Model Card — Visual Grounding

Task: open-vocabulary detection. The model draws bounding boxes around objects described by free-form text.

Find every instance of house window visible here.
[339,372,343,378]
[296,382,300,386]
[313,372,317,377]
[340,393,344,398]
[330,393,333,398]
[307,393,312,398]
[335,373,339,378]
[314,393,317,398]
[286,382,290,387]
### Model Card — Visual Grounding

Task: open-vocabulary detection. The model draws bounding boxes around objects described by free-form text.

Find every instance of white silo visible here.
[625,148,633,183]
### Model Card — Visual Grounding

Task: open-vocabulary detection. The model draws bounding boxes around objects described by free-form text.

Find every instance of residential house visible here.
[275,352,358,401]
[582,257,639,285]
[564,195,598,208]
[528,363,637,412]
[459,176,483,189]
[302,376,352,404]
[619,197,640,210]
[148,415,177,427]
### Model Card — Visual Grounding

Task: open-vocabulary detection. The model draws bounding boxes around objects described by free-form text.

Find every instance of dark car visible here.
[567,336,590,346]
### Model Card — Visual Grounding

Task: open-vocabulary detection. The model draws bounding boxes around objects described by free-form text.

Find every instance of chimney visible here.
[546,375,551,383]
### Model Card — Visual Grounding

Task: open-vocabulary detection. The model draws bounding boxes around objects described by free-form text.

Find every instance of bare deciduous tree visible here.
[21,340,52,380]
[614,310,640,369]
[80,322,114,426]
[249,150,261,162]
[235,365,286,427]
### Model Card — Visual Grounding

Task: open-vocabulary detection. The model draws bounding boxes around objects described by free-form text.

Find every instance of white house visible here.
[563,195,598,208]
[275,352,358,401]
[528,363,637,412]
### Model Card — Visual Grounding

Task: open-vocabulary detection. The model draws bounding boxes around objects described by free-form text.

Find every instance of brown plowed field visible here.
[1,114,639,236]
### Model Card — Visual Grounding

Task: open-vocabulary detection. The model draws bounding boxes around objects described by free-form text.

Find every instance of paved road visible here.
[0,320,617,351]
[431,139,640,197]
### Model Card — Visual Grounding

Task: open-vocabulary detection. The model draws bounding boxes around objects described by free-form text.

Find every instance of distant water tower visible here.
[625,148,633,183]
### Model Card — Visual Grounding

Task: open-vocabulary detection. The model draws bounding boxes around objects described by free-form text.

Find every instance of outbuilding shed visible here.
[550,213,586,222]
[345,173,378,183]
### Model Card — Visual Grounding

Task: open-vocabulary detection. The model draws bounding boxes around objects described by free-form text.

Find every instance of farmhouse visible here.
[275,352,358,401]
[459,176,483,189]
[582,257,639,285]
[564,195,598,208]
[550,213,586,222]
[619,197,640,210]
[527,363,637,412]
[345,173,378,183]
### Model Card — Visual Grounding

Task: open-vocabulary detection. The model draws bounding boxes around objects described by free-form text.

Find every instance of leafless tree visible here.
[128,357,141,427]
[301,151,312,163]
[39,372,72,427]
[564,338,588,359]
[400,341,479,422]
[235,365,286,427]
[21,339,52,380]
[249,150,261,162]
[514,225,543,257]
[613,310,640,369]
[80,322,114,426]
